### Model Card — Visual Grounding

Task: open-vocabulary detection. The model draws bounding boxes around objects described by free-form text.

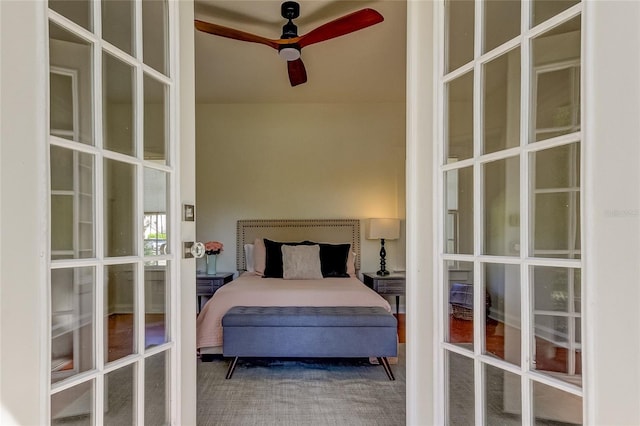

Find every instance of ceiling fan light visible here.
[279,47,301,61]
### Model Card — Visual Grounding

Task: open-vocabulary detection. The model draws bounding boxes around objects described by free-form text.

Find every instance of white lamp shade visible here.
[367,218,400,240]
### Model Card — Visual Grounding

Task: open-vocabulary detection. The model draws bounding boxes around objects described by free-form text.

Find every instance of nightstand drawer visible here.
[196,279,223,295]
[376,279,405,294]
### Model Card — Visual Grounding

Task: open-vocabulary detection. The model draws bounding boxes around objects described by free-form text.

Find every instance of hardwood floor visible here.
[396,313,406,343]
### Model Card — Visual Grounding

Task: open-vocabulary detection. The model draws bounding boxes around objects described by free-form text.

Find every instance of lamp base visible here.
[376,269,390,276]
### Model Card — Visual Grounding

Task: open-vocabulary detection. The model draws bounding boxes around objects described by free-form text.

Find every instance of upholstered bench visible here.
[222,306,398,380]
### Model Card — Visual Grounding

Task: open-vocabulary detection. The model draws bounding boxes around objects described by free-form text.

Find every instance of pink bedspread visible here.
[196,273,392,349]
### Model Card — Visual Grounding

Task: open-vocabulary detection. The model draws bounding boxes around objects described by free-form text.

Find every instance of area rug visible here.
[197,344,406,426]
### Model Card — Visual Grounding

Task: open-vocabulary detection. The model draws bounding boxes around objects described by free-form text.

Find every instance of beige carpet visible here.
[197,345,406,426]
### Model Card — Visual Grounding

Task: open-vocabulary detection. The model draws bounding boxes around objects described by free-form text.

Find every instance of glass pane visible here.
[144,168,168,256]
[531,143,580,259]
[51,147,95,260]
[533,381,582,424]
[49,23,93,145]
[49,0,92,31]
[484,0,520,53]
[102,0,134,55]
[533,266,582,385]
[532,0,580,27]
[447,71,474,162]
[104,364,135,425]
[144,77,167,162]
[484,263,521,366]
[447,260,474,348]
[103,53,135,156]
[485,364,521,424]
[51,380,93,425]
[145,263,167,349]
[445,167,473,254]
[143,0,168,75]
[532,17,581,143]
[447,351,474,424]
[483,156,520,256]
[483,48,521,154]
[446,0,474,73]
[105,264,136,363]
[104,159,135,257]
[51,267,95,383]
[145,351,168,424]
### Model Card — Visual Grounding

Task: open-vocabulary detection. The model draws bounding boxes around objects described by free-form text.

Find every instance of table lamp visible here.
[367,218,400,276]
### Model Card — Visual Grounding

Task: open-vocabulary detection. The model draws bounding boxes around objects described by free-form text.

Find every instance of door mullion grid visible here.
[472,0,485,423]
[519,0,533,423]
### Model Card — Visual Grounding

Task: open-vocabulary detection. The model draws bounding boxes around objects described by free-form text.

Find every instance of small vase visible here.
[206,254,217,275]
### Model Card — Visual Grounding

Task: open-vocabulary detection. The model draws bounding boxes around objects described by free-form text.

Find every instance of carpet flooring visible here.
[197,345,406,426]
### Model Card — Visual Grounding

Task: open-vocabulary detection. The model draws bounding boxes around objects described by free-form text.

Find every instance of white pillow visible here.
[244,243,255,272]
[281,245,323,280]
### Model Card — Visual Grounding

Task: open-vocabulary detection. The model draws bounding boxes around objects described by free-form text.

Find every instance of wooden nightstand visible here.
[196,272,234,313]
[362,272,406,316]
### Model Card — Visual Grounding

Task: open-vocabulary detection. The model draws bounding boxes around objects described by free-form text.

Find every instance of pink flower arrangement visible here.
[205,241,223,255]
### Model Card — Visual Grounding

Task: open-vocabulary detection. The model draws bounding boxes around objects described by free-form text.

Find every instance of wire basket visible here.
[451,304,473,321]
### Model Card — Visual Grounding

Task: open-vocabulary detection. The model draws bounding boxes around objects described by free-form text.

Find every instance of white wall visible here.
[195,102,406,275]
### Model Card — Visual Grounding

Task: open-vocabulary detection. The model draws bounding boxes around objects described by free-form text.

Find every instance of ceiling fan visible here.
[195,1,384,87]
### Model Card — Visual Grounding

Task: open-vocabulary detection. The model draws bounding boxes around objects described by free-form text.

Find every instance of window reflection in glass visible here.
[446,0,475,72]
[485,364,522,424]
[105,264,136,363]
[145,262,168,349]
[144,168,168,257]
[446,260,475,348]
[532,0,580,27]
[104,159,135,257]
[49,23,93,145]
[103,53,135,156]
[447,71,474,162]
[484,0,520,53]
[145,351,168,424]
[533,381,582,424]
[484,263,521,366]
[49,0,92,31]
[51,380,93,425]
[533,266,582,385]
[447,351,474,424]
[143,0,168,75]
[445,167,473,254]
[105,364,135,425]
[51,146,95,260]
[483,157,520,256]
[532,17,581,142]
[102,0,134,55]
[144,76,167,163]
[483,48,521,154]
[531,143,581,259]
[51,267,95,383]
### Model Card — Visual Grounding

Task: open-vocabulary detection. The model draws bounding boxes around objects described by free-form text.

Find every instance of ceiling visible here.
[193,0,407,104]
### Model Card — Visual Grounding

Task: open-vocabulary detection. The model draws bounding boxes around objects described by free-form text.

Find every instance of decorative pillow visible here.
[282,245,323,280]
[318,243,351,277]
[253,237,266,276]
[347,250,356,276]
[263,239,314,278]
[244,244,255,272]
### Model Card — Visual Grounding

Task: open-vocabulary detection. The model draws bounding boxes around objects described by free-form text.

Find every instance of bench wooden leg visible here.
[378,357,395,381]
[225,357,239,379]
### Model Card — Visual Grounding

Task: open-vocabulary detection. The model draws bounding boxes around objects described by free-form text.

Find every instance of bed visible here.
[196,219,393,355]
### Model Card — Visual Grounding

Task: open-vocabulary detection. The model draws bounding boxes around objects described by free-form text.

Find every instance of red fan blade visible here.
[287,59,308,87]
[195,20,280,50]
[297,9,383,48]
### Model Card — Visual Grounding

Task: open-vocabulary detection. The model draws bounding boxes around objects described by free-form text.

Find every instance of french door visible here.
[438,0,583,423]
[47,0,180,423]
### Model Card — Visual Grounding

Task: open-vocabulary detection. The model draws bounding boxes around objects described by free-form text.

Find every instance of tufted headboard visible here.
[236,219,361,272]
